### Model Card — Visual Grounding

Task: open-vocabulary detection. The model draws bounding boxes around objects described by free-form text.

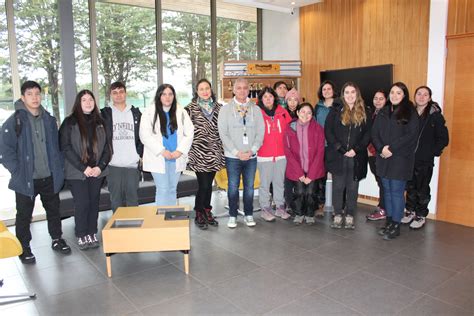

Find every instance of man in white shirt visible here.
[101,82,143,212]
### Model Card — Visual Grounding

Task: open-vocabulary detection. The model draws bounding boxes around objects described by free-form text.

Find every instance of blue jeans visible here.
[225,157,257,217]
[152,160,180,206]
[381,178,407,223]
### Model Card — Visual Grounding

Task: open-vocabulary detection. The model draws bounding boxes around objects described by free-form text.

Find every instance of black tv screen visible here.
[320,64,393,108]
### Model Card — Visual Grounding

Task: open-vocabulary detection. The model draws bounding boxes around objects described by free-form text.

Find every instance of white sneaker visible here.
[227,216,237,228]
[244,215,256,227]
[409,216,426,229]
[401,210,416,224]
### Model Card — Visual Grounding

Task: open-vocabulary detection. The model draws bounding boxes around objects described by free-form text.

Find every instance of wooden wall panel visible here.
[299,0,430,104]
[436,34,474,227]
[447,0,474,36]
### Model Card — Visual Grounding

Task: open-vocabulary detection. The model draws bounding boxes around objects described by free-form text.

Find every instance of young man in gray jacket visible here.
[0,81,71,264]
[218,78,264,228]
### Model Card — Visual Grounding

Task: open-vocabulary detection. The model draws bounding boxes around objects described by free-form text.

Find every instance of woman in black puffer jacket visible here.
[402,86,449,229]
[371,82,418,240]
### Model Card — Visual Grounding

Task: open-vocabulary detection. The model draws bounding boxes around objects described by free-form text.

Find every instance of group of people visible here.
[0,75,449,264]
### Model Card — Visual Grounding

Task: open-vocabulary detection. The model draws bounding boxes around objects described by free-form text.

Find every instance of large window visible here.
[162,3,211,106]
[73,0,92,93]
[13,0,64,121]
[217,0,257,100]
[95,1,157,110]
[0,0,13,114]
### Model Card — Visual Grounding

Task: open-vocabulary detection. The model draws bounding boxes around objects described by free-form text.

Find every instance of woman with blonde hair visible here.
[325,82,371,229]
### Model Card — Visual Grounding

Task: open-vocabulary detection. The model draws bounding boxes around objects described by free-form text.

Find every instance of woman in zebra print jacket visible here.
[185,79,225,230]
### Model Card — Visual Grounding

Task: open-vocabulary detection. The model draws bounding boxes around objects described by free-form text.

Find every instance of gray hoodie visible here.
[15,99,51,179]
[218,98,264,158]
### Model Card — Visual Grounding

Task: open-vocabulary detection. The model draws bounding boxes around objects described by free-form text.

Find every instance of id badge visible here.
[243,135,249,145]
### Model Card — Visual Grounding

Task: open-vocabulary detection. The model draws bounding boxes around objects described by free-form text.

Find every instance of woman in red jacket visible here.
[284,103,325,225]
[257,87,292,221]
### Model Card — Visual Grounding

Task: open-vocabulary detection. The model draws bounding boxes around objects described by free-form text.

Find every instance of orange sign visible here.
[248,63,280,75]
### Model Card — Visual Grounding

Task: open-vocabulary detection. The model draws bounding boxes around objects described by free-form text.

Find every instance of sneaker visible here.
[77,236,89,250]
[19,246,36,264]
[51,238,72,254]
[409,216,426,229]
[344,215,355,229]
[275,205,291,220]
[227,216,237,229]
[331,214,343,229]
[88,234,100,248]
[293,215,304,225]
[305,216,315,225]
[244,215,256,227]
[366,208,386,221]
[401,210,416,224]
[383,223,400,240]
[261,207,276,222]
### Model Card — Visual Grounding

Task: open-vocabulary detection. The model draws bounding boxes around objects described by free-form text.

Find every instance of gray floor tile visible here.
[428,264,474,312]
[266,291,362,315]
[399,238,474,271]
[19,259,107,297]
[170,247,259,286]
[364,254,456,293]
[140,288,246,315]
[158,235,219,264]
[266,251,360,290]
[399,295,471,315]
[320,271,421,315]
[33,282,137,316]
[312,238,391,269]
[112,264,205,308]
[211,268,310,314]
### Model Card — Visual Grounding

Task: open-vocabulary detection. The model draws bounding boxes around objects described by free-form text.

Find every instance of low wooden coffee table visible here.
[102,205,191,277]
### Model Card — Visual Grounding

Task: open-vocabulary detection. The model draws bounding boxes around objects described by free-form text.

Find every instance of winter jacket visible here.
[324,106,371,181]
[59,115,110,180]
[414,103,449,163]
[284,118,325,182]
[257,105,292,160]
[185,100,224,172]
[101,105,143,157]
[314,98,342,128]
[139,105,194,174]
[0,100,64,196]
[371,104,418,181]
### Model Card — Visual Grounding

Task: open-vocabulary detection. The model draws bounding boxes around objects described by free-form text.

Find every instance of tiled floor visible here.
[1,193,473,315]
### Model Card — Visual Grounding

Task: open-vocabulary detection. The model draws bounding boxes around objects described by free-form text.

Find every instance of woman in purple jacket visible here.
[284,103,326,225]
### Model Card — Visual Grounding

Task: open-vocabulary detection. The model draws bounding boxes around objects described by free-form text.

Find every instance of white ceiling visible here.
[223,0,322,13]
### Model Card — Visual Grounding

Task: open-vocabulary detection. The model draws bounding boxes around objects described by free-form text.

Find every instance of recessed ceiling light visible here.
[291,1,295,4]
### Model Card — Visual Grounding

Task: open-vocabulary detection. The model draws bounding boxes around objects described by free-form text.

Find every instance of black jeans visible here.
[68,177,104,238]
[293,180,318,217]
[284,178,295,210]
[315,176,326,206]
[406,161,433,217]
[333,157,359,216]
[194,171,216,211]
[15,176,62,247]
[368,156,385,209]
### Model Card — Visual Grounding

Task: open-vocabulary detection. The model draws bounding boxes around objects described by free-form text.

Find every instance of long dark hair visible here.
[257,87,278,111]
[389,82,413,124]
[70,89,104,163]
[153,84,177,138]
[317,80,338,101]
[192,78,216,103]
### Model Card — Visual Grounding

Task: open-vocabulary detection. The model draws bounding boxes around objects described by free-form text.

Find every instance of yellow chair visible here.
[0,221,36,304]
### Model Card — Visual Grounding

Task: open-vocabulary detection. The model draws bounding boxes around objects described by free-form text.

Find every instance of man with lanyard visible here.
[218,78,264,228]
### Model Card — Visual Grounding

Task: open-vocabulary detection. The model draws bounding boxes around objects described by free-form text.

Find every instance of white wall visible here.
[262,9,299,60]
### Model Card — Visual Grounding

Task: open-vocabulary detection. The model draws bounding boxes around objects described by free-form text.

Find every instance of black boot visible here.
[378,216,392,236]
[383,222,400,240]
[194,209,208,230]
[204,207,219,226]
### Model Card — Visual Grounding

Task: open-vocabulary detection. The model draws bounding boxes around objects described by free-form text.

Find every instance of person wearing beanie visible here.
[285,88,300,119]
